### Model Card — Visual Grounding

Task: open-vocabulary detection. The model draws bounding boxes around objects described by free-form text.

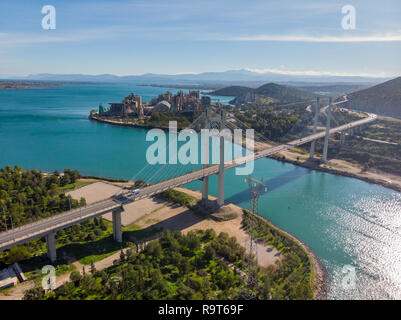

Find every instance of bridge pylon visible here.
[201,108,211,201]
[46,231,57,262]
[112,207,123,243]
[217,108,226,207]
[340,131,346,145]
[309,97,320,159]
[322,97,332,163]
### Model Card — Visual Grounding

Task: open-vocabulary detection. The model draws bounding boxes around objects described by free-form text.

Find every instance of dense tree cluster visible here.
[242,212,314,300]
[0,166,83,231]
[234,107,305,141]
[158,189,195,207]
[234,104,362,143]
[0,166,110,266]
[27,230,248,300]
[145,111,200,129]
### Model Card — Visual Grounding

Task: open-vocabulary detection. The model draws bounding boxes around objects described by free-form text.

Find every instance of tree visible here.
[90,261,96,275]
[23,286,44,300]
[120,249,126,262]
[6,246,31,264]
[79,197,86,207]
[70,270,82,284]
[146,240,162,258]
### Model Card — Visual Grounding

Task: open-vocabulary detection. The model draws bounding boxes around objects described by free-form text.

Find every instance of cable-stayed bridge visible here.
[0,97,376,261]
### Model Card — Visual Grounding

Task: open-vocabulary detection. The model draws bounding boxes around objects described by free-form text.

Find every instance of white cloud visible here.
[228,31,401,42]
[244,68,392,78]
[0,26,127,47]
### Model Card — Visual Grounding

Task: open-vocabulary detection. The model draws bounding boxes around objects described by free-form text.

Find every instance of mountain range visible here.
[5,69,389,86]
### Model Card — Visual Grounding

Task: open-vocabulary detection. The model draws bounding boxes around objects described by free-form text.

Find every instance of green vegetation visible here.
[157,189,196,207]
[0,166,83,232]
[234,106,306,141]
[235,104,363,143]
[144,111,200,129]
[211,82,316,105]
[0,166,120,273]
[209,85,253,97]
[242,211,315,300]
[0,216,116,269]
[25,230,251,300]
[211,82,317,106]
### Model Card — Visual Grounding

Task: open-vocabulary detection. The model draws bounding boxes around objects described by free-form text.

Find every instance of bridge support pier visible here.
[46,232,57,262]
[322,97,332,163]
[340,132,346,145]
[112,208,123,243]
[309,97,320,159]
[349,128,354,137]
[217,135,225,207]
[201,175,209,201]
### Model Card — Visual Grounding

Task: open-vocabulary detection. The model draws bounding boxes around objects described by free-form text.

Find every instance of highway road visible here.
[0,111,376,251]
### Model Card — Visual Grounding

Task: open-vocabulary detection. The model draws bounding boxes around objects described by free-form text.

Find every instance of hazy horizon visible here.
[1,0,401,78]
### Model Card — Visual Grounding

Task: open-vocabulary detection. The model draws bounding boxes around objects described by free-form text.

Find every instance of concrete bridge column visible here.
[201,175,209,201]
[217,109,226,207]
[46,232,57,262]
[349,128,354,137]
[201,113,210,202]
[309,97,320,159]
[340,131,346,145]
[322,97,332,163]
[112,208,123,243]
[217,135,225,206]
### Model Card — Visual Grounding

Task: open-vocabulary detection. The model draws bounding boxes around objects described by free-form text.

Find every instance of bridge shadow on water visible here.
[225,167,310,205]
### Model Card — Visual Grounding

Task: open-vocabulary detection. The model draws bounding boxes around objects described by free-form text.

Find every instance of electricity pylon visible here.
[244,175,266,297]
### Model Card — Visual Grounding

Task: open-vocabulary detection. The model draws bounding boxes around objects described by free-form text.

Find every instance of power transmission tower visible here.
[243,175,266,298]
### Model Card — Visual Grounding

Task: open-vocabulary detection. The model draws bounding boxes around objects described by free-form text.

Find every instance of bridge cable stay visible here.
[113,112,208,197]
[114,96,352,199]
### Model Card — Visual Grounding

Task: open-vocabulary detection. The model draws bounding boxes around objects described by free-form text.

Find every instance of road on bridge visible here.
[0,111,376,252]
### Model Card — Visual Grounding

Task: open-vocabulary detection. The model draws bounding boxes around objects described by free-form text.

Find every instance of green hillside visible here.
[208,85,252,96]
[210,82,316,105]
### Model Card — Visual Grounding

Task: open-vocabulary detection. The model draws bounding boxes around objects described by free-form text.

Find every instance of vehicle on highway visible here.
[128,189,140,197]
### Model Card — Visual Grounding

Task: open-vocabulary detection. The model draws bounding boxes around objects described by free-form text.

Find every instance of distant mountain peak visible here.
[13,69,390,84]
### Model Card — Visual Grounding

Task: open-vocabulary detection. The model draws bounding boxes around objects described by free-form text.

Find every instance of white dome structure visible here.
[153,100,171,112]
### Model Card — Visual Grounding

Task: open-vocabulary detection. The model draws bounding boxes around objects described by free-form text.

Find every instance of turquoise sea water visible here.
[0,84,400,299]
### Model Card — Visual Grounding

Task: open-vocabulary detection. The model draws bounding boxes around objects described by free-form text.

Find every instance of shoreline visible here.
[162,187,327,299]
[247,210,328,300]
[90,114,401,194]
[270,155,401,193]
[1,182,326,300]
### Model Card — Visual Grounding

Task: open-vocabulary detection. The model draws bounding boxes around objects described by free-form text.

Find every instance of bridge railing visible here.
[0,197,118,238]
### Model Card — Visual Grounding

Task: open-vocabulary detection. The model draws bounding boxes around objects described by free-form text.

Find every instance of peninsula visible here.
[0,80,93,90]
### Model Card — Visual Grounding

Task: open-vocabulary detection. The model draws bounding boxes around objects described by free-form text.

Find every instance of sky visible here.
[0,0,400,77]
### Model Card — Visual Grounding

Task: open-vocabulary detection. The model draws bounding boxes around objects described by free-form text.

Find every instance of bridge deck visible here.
[0,113,376,251]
